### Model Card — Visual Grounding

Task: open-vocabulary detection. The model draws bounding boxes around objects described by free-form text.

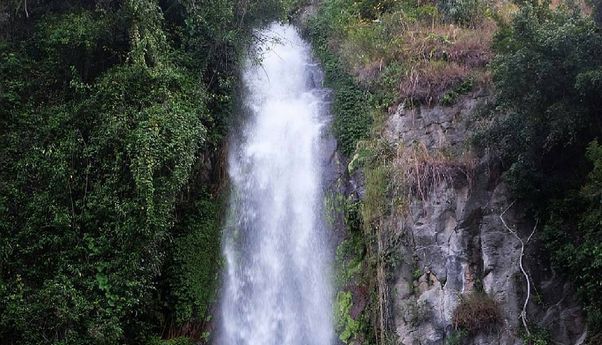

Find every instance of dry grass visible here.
[452,293,502,334]
[402,22,494,67]
[398,20,495,105]
[399,61,470,105]
[336,13,496,106]
[392,142,476,201]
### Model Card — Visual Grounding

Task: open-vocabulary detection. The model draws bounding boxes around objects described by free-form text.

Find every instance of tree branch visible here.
[499,201,538,336]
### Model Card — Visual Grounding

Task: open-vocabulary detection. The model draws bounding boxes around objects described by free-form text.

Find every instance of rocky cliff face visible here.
[297,2,587,342]
[339,94,588,345]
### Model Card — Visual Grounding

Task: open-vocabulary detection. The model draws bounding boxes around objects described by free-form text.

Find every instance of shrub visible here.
[0,1,294,343]
[446,329,468,345]
[309,0,494,110]
[452,293,502,333]
[439,0,489,27]
[521,326,551,345]
[362,163,392,225]
[473,3,602,334]
[162,194,222,334]
[542,140,602,337]
[308,11,373,157]
[441,78,474,105]
[147,336,195,345]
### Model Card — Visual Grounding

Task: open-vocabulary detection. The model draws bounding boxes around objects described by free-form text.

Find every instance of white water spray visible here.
[218,23,334,345]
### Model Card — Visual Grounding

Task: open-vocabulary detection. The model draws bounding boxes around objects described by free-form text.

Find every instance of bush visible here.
[162,194,222,332]
[0,1,294,343]
[452,293,501,334]
[309,0,493,111]
[439,0,488,27]
[542,140,602,336]
[446,329,468,345]
[479,4,602,203]
[521,326,551,345]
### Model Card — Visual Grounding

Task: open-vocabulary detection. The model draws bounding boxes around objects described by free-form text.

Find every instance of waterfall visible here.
[217,23,334,345]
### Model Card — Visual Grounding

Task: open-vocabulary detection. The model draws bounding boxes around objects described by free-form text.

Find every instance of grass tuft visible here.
[452,293,502,334]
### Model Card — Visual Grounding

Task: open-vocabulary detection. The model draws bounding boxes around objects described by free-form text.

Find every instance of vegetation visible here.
[473,1,602,338]
[307,0,494,111]
[446,329,468,345]
[0,0,292,344]
[335,290,361,344]
[520,326,552,345]
[311,0,602,342]
[307,0,493,343]
[307,19,373,156]
[451,293,502,334]
[2,0,602,343]
[330,191,374,345]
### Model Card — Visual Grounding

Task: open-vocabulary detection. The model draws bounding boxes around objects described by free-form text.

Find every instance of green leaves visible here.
[162,194,223,326]
[308,12,373,157]
[335,291,361,344]
[477,4,602,202]
[542,140,602,334]
[0,0,295,343]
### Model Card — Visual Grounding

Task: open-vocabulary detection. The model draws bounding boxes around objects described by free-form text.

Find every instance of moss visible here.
[324,189,347,227]
[335,291,361,344]
[335,235,365,286]
[362,163,392,227]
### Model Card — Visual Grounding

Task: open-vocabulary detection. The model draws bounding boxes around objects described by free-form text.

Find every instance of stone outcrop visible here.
[377,94,587,345]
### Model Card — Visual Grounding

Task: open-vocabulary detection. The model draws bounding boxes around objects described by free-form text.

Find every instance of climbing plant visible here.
[0,0,293,343]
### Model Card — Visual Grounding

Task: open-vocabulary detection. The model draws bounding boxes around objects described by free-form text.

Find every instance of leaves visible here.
[0,1,293,343]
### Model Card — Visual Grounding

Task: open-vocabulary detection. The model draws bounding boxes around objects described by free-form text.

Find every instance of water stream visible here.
[217,23,334,345]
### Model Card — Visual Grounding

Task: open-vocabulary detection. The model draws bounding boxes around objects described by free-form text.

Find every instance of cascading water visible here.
[218,23,334,345]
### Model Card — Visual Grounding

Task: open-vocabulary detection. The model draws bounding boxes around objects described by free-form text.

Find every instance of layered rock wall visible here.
[379,96,586,344]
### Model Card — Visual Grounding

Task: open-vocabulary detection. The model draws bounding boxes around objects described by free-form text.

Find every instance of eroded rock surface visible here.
[381,95,586,345]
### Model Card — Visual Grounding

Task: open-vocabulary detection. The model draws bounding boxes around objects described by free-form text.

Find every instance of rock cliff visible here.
[331,94,588,344]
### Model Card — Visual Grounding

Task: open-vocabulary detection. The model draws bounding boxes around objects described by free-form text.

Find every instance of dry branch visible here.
[499,201,538,336]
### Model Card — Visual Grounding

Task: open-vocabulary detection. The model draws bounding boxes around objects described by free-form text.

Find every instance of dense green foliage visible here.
[2,0,601,343]
[0,1,291,343]
[474,2,602,337]
[483,3,602,201]
[306,12,373,156]
[335,290,361,344]
[542,141,602,335]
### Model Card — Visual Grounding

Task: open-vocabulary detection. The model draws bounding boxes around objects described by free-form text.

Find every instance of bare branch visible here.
[499,201,538,337]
